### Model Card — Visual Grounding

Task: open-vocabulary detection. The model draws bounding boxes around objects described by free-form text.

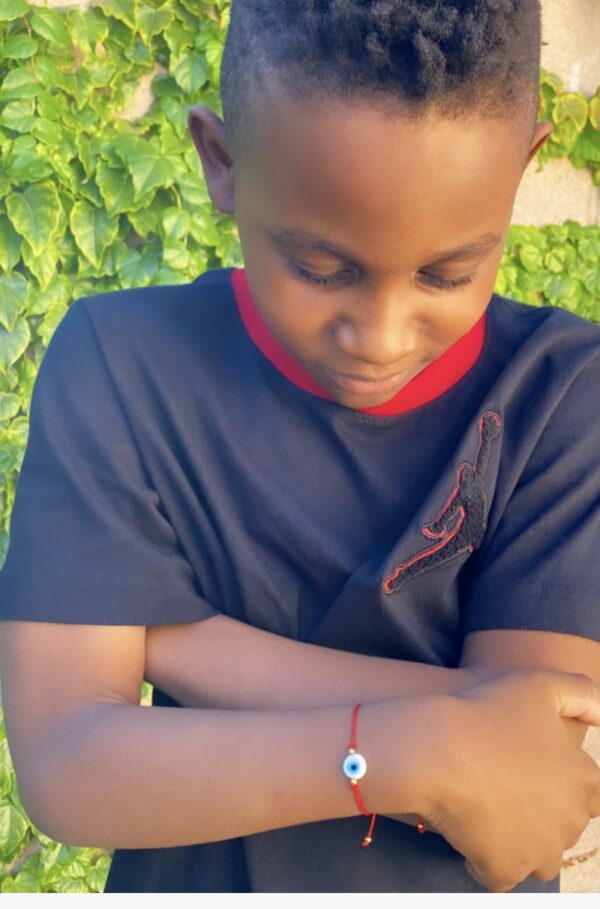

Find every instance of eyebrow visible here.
[267,226,502,266]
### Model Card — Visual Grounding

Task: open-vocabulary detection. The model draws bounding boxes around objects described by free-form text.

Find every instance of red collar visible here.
[231,267,487,417]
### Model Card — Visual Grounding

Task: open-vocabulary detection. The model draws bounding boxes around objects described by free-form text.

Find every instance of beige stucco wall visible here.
[512,0,600,226]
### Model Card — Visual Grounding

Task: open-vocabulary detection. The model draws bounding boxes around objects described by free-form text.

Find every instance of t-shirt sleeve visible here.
[0,298,221,626]
[461,351,600,643]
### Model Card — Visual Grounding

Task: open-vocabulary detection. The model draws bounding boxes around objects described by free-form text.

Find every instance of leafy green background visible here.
[0,0,599,893]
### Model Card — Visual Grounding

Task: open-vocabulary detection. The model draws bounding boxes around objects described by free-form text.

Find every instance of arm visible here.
[144,614,476,708]
[144,618,600,831]
[5,620,600,893]
[145,614,473,831]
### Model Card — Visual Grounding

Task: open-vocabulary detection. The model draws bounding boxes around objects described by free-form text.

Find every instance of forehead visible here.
[238,95,528,266]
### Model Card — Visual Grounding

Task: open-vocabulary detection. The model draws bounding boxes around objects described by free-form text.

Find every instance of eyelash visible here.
[286,261,476,292]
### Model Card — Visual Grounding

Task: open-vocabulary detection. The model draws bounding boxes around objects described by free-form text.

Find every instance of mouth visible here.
[325,367,411,396]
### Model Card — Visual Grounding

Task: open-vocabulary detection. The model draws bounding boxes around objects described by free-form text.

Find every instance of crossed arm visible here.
[144,612,600,830]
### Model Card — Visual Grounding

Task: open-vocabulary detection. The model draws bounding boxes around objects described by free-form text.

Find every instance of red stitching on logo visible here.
[382,411,502,595]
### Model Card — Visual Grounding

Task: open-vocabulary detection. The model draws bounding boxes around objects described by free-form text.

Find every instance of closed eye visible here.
[285,259,477,292]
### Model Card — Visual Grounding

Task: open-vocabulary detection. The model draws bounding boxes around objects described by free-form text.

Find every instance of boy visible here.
[1,0,600,894]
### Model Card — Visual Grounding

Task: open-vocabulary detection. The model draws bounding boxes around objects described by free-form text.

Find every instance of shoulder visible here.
[81,267,237,338]
[50,268,239,379]
[488,293,600,382]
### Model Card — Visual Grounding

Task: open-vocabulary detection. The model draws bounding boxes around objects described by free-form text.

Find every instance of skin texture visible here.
[187,91,551,411]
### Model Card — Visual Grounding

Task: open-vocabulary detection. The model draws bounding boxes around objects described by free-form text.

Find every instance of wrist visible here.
[354,693,451,819]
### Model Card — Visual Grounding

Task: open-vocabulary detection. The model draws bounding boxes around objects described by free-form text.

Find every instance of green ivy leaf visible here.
[14,356,37,401]
[544,274,573,306]
[11,868,41,893]
[111,135,178,196]
[126,206,160,238]
[0,319,31,375]
[95,0,136,31]
[571,121,600,164]
[163,241,190,271]
[20,238,60,293]
[6,182,63,257]
[115,246,160,287]
[590,97,600,131]
[85,862,110,892]
[30,7,70,46]
[151,74,186,99]
[0,740,15,797]
[5,146,48,185]
[69,199,119,269]
[32,55,66,91]
[137,4,173,42]
[27,276,72,318]
[0,799,29,856]
[123,39,153,67]
[33,118,65,147]
[161,206,191,241]
[164,19,195,57]
[549,117,580,155]
[0,68,39,102]
[578,236,600,261]
[0,274,28,332]
[95,160,137,216]
[552,93,589,133]
[540,68,564,94]
[176,170,210,207]
[0,0,29,21]
[37,303,69,350]
[0,213,22,273]
[518,244,544,274]
[3,34,39,60]
[170,51,209,95]
[0,98,36,133]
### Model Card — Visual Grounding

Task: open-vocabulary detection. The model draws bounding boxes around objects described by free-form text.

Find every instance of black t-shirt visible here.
[1,266,599,892]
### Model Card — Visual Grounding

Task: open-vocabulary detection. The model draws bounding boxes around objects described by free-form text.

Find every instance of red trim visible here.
[231,267,487,417]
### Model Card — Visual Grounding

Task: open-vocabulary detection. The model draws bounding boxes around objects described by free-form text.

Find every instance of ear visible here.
[187,105,235,213]
[525,120,553,167]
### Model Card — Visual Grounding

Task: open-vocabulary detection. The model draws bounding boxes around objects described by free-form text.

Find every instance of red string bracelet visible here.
[342,703,376,846]
[343,703,427,846]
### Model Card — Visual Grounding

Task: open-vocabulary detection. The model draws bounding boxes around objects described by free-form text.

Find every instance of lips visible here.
[327,368,410,395]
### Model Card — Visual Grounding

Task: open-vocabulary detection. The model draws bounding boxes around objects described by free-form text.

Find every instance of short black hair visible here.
[220,0,542,164]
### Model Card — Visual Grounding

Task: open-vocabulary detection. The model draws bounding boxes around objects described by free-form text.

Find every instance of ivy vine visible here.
[537,68,600,183]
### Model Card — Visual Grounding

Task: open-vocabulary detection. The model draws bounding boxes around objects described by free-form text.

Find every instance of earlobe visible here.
[187,104,236,214]
[525,120,553,167]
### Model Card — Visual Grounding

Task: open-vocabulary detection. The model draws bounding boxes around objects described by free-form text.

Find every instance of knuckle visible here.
[570,672,598,696]
[531,862,563,882]
[482,863,522,893]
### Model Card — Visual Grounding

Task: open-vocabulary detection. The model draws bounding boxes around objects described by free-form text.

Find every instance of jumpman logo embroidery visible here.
[382,410,502,594]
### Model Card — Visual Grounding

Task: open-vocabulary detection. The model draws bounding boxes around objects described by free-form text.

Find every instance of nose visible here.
[333,289,418,369]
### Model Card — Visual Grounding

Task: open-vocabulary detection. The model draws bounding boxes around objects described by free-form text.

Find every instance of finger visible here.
[464,861,515,893]
[557,673,600,726]
[530,861,563,883]
[589,785,600,818]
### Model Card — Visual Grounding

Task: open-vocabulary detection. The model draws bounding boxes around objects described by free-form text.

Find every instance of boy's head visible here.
[188,1,551,410]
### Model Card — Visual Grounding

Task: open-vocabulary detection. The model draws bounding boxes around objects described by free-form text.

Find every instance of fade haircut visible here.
[219,0,542,164]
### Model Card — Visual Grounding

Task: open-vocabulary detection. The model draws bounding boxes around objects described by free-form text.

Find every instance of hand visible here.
[420,668,600,892]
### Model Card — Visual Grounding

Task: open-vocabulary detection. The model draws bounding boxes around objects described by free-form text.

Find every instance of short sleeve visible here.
[461,352,600,642]
[0,298,220,626]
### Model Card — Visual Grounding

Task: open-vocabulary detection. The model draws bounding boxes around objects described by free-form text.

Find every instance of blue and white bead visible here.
[342,751,367,780]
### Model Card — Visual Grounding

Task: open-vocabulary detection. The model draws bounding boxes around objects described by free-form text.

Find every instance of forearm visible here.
[32,695,441,850]
[145,614,475,710]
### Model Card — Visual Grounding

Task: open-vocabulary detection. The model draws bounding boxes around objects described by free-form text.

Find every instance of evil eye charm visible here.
[342,752,367,780]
